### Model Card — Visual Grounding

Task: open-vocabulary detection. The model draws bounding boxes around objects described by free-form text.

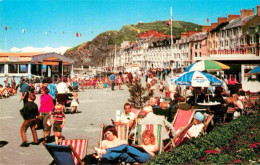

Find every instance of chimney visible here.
[201,25,211,32]
[257,5,260,16]
[211,23,218,29]
[240,9,255,19]
[228,15,240,22]
[217,17,228,24]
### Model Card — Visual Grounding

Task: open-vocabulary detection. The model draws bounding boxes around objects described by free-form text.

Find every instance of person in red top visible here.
[227,74,238,95]
[39,86,54,142]
[53,104,66,144]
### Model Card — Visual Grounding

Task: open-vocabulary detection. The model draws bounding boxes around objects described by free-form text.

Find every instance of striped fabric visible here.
[116,124,129,144]
[61,138,88,165]
[100,123,129,148]
[173,109,194,132]
[136,124,163,154]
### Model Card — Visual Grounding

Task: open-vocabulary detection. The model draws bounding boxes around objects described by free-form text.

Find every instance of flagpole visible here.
[170,7,173,69]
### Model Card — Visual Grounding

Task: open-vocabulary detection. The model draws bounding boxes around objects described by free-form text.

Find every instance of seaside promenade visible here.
[0,84,131,164]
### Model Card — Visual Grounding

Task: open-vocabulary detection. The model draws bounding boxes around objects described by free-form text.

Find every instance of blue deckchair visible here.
[44,143,83,165]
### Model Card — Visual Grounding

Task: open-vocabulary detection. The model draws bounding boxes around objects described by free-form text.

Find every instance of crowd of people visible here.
[90,69,260,164]
[1,69,259,164]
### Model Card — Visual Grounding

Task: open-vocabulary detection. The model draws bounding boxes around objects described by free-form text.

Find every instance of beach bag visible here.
[35,118,44,130]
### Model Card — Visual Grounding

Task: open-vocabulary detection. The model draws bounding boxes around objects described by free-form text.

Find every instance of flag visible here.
[195,28,198,31]
[76,32,79,37]
[5,26,7,30]
[22,29,25,33]
[137,29,140,33]
[206,18,209,23]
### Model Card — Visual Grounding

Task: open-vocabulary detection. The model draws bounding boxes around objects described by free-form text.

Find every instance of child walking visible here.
[53,104,66,144]
[71,92,79,114]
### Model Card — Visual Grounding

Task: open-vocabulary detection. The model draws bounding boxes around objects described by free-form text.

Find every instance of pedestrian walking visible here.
[20,78,29,105]
[39,86,54,143]
[110,73,115,91]
[20,93,39,147]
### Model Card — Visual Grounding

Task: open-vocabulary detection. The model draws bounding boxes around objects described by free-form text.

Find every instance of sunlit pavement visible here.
[0,85,131,165]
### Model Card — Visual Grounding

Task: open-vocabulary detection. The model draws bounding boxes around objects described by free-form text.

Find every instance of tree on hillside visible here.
[127,78,151,108]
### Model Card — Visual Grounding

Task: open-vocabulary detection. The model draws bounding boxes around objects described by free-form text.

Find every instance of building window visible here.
[195,45,197,49]
[0,64,4,73]
[8,64,18,73]
[19,64,28,73]
[195,52,197,57]
[199,52,201,57]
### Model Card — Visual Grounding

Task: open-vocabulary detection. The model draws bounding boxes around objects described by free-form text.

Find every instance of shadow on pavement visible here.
[0,141,8,148]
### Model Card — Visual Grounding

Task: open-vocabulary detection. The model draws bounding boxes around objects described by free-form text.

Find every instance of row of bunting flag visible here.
[1,25,93,37]
[1,17,211,37]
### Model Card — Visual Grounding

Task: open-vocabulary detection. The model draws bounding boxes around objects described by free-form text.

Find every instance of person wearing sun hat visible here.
[186,112,205,138]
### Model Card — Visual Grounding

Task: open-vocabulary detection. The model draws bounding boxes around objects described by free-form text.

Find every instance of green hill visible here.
[65,20,201,67]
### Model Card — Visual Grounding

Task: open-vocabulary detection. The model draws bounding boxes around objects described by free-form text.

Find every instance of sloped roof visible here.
[0,52,46,57]
[189,32,208,41]
[224,14,256,30]
[210,22,229,33]
[0,52,73,63]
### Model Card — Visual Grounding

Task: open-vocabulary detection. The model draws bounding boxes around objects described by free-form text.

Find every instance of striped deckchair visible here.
[99,123,129,148]
[60,138,88,165]
[134,124,163,155]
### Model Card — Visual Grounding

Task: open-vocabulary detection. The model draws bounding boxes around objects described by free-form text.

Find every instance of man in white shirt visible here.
[113,103,135,128]
[57,81,69,94]
[56,81,70,105]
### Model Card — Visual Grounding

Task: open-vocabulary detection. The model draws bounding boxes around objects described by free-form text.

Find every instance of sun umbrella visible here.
[184,60,230,72]
[248,66,260,76]
[175,71,222,87]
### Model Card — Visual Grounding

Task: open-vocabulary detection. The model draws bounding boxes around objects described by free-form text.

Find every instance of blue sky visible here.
[0,0,259,54]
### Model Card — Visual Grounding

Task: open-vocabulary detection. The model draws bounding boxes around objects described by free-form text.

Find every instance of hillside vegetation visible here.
[64,20,201,67]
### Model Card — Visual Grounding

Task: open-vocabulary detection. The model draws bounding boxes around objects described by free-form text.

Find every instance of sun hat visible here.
[194,112,204,122]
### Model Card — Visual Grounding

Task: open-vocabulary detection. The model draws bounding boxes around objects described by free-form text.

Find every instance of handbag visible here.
[35,118,44,130]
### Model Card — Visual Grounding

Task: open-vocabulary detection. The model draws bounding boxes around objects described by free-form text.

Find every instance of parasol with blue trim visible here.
[175,71,222,87]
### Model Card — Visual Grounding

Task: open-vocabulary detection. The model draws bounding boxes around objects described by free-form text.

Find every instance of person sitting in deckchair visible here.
[112,103,135,129]
[99,125,126,150]
[93,129,158,163]
[185,112,205,139]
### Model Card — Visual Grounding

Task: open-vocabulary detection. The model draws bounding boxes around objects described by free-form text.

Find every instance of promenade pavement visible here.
[0,85,131,165]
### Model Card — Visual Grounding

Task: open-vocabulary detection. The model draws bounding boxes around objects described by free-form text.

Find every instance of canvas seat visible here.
[133,124,163,155]
[99,123,129,148]
[44,138,88,165]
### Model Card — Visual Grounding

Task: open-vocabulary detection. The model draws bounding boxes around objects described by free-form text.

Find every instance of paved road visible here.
[0,85,131,165]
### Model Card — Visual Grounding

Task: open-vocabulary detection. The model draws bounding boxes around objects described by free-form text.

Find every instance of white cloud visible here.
[10,46,71,55]
[0,49,4,52]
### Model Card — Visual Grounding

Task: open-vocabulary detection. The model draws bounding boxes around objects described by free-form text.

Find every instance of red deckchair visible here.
[172,108,195,132]
[61,138,88,165]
